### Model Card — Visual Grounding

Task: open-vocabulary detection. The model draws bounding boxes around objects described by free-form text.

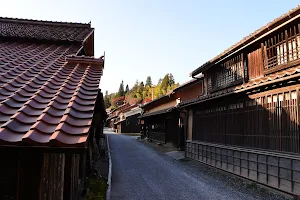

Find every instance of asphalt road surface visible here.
[106,130,286,200]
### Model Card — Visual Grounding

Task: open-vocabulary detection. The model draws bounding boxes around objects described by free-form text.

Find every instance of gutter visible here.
[106,134,112,200]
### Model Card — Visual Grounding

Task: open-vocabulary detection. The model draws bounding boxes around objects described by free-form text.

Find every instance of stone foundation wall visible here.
[186,141,300,195]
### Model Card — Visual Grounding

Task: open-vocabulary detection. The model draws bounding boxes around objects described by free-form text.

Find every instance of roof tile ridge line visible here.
[22,62,77,106]
[0,43,63,92]
[0,43,53,77]
[0,44,66,106]
[22,63,82,140]
[0,44,53,81]
[0,41,36,66]
[65,56,104,66]
[0,17,91,28]
[32,76,81,120]
[2,45,70,98]
[0,40,22,51]
[0,41,28,58]
[2,53,78,132]
[50,64,93,140]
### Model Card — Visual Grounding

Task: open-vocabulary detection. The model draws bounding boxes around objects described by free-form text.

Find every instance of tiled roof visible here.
[139,107,174,119]
[172,76,203,93]
[141,95,169,108]
[191,5,300,75]
[0,40,103,147]
[181,66,300,107]
[0,17,93,43]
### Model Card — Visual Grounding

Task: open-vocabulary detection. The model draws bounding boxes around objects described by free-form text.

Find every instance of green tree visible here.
[139,82,144,93]
[145,76,152,87]
[125,84,129,94]
[157,78,162,85]
[104,90,111,108]
[161,74,170,91]
[117,80,125,97]
[169,73,175,86]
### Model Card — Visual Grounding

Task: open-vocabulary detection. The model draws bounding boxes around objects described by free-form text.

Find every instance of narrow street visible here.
[106,129,286,200]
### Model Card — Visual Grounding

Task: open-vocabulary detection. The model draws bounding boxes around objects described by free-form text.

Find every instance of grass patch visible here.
[87,178,107,200]
[122,133,141,136]
[246,182,258,190]
[178,158,190,162]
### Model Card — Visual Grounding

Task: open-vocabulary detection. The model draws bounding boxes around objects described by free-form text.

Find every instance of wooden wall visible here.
[248,48,264,79]
[192,85,300,154]
[174,81,203,102]
[40,153,65,200]
[0,151,19,200]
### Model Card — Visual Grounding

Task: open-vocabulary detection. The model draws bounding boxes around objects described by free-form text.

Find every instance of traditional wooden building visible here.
[0,18,105,200]
[107,103,132,131]
[180,6,300,196]
[115,105,142,133]
[140,78,204,148]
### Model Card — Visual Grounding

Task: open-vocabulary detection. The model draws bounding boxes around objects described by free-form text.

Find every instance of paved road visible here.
[106,130,284,200]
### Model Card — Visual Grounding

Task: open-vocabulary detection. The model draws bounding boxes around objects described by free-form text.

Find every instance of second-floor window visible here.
[211,54,243,89]
[264,23,300,72]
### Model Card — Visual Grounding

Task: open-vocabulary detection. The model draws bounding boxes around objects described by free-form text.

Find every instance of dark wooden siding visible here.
[18,152,43,200]
[0,151,43,200]
[248,48,264,79]
[205,54,244,93]
[193,86,300,154]
[145,112,180,147]
[40,153,65,200]
[0,151,19,200]
[121,114,141,133]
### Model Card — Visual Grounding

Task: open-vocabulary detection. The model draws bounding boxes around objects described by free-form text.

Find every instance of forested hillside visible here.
[104,73,180,109]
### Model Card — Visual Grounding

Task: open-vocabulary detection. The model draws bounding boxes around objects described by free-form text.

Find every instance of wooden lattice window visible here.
[264,23,300,71]
[192,89,300,153]
[212,54,243,89]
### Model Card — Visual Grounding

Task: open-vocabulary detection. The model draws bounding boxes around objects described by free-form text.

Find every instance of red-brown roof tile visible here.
[0,17,93,43]
[181,65,300,107]
[0,39,104,148]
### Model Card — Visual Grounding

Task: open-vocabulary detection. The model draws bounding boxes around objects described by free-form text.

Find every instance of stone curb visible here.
[106,134,112,200]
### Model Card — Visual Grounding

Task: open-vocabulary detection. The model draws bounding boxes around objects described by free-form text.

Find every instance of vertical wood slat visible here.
[193,87,300,153]
[263,23,300,71]
[40,153,65,200]
[248,47,264,80]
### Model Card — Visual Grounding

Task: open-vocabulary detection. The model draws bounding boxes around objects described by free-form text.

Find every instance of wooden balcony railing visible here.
[264,23,300,73]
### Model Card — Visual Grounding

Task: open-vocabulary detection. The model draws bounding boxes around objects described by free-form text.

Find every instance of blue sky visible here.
[1,0,299,93]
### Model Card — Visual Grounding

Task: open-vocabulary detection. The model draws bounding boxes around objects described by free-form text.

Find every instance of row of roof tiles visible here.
[0,40,103,147]
[0,17,93,43]
[180,66,300,107]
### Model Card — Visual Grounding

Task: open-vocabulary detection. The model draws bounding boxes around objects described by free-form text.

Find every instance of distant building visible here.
[139,78,204,149]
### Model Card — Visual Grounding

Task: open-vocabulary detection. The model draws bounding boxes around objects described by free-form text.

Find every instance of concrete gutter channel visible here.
[106,134,112,200]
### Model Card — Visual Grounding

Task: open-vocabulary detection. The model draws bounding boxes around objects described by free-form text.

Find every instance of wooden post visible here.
[261,42,266,73]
